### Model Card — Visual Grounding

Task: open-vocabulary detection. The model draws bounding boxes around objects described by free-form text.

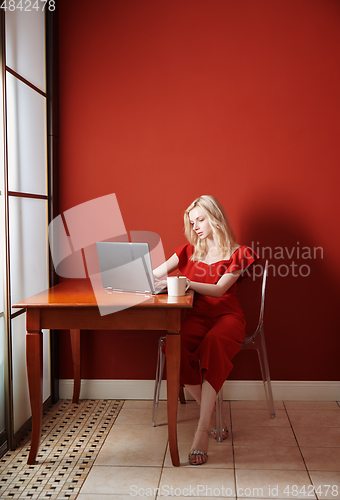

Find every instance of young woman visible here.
[153,195,258,465]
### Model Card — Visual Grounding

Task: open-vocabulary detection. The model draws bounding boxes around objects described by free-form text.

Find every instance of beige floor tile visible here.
[231,409,290,427]
[176,423,232,446]
[4,399,340,500]
[176,422,201,443]
[284,401,340,410]
[114,407,168,425]
[309,471,340,499]
[212,412,232,429]
[286,409,340,427]
[99,422,169,445]
[231,400,285,410]
[301,447,340,471]
[123,399,167,410]
[80,465,162,496]
[234,445,305,470]
[163,440,234,468]
[159,467,235,496]
[176,409,203,424]
[232,426,297,447]
[95,441,167,467]
[94,424,168,466]
[156,401,230,426]
[236,469,315,499]
[176,409,231,429]
[294,426,340,448]
[153,401,203,427]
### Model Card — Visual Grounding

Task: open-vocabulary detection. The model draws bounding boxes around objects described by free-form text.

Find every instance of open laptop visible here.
[96,241,167,294]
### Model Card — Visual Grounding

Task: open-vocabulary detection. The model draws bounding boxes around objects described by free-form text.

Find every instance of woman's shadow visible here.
[230,208,339,383]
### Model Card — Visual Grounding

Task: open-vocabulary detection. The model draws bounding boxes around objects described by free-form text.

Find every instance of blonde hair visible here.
[184,195,237,261]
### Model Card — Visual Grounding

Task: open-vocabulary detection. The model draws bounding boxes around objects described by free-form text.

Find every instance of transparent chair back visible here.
[152,259,275,432]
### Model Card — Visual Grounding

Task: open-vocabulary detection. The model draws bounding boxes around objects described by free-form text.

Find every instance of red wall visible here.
[58,0,340,382]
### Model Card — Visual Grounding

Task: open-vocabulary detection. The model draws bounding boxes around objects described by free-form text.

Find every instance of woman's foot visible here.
[211,411,228,440]
[188,428,209,465]
[211,427,228,440]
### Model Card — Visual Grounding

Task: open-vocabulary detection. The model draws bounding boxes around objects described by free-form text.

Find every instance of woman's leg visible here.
[197,316,244,444]
[184,384,202,405]
[189,379,216,465]
[179,314,211,389]
[199,314,245,397]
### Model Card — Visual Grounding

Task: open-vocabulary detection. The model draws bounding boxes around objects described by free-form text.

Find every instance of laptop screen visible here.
[96,241,156,293]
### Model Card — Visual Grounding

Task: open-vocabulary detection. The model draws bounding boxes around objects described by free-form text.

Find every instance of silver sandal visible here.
[188,428,209,465]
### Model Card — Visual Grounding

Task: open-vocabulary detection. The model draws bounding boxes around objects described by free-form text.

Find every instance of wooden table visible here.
[13,279,194,466]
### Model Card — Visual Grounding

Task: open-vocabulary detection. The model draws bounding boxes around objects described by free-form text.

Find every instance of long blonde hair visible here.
[184,195,237,261]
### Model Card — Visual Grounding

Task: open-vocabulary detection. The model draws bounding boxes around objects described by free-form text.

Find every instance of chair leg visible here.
[215,389,224,442]
[256,329,276,419]
[152,337,166,426]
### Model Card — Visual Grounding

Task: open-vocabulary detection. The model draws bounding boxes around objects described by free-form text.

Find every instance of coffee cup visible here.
[167,276,189,296]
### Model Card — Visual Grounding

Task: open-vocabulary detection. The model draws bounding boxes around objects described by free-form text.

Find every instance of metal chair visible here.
[152,259,275,435]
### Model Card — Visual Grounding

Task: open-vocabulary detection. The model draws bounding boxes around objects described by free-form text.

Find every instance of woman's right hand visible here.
[152,253,180,280]
[154,278,167,288]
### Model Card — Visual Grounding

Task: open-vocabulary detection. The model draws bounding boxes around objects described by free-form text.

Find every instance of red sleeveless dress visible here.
[175,244,258,393]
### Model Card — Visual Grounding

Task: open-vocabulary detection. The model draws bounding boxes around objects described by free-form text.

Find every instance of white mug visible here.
[167,276,189,296]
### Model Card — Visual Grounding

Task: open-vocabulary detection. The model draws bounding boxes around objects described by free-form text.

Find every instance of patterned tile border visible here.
[0,399,123,499]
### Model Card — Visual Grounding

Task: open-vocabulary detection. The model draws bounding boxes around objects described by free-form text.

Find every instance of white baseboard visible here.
[59,379,340,401]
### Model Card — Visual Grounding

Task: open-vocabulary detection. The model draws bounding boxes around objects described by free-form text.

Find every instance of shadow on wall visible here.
[230,208,339,382]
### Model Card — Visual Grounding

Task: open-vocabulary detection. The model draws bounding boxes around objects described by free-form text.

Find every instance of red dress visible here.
[175,244,258,394]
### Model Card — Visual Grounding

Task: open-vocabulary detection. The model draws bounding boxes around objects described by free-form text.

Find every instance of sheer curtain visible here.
[0,7,51,454]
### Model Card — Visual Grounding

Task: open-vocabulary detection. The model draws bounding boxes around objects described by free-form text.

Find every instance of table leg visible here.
[166,333,180,467]
[26,312,43,465]
[70,329,81,403]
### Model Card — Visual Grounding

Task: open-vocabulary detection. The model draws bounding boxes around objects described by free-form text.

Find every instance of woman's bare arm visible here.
[153,253,179,279]
[188,269,242,298]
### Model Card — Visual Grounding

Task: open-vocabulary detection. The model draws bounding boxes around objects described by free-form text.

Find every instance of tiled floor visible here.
[0,399,124,499]
[1,400,340,499]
